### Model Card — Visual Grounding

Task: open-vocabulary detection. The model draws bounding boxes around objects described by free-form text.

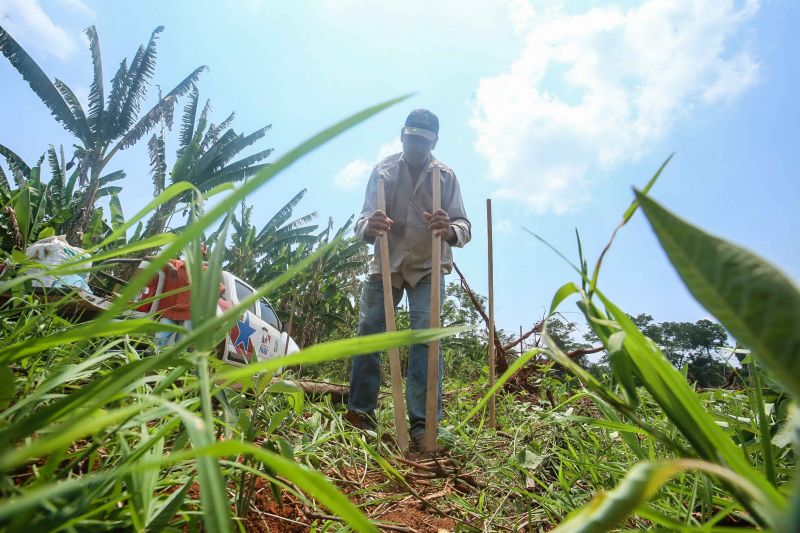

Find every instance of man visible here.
[347,109,471,449]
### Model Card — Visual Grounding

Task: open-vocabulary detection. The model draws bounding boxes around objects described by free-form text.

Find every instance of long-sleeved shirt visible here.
[354,153,471,288]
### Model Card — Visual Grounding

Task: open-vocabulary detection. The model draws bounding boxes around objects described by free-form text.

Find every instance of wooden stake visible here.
[283,288,296,356]
[487,199,496,430]
[424,167,442,452]
[377,179,409,451]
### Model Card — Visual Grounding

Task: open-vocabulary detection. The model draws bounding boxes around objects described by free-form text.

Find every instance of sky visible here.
[1,0,798,336]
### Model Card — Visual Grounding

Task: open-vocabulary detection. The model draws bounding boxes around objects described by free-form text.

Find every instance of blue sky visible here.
[1,0,798,335]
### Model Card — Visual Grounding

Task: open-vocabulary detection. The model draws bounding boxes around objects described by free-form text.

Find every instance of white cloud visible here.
[0,0,92,60]
[334,139,402,191]
[506,0,535,34]
[334,159,373,191]
[494,219,514,234]
[56,0,94,19]
[315,0,512,49]
[472,0,760,214]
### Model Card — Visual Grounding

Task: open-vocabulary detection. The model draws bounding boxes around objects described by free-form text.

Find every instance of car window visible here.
[234,281,257,315]
[259,299,281,331]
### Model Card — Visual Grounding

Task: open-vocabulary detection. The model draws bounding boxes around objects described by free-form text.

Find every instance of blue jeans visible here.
[154,317,188,348]
[348,274,445,438]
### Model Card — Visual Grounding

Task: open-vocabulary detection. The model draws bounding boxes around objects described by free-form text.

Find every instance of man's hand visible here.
[365,209,393,238]
[424,209,456,242]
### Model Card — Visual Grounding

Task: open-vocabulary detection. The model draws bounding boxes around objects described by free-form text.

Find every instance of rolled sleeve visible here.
[449,220,471,248]
[443,169,471,248]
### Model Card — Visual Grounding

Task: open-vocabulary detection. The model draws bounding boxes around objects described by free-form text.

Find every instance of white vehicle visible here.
[218,272,301,366]
[136,266,300,366]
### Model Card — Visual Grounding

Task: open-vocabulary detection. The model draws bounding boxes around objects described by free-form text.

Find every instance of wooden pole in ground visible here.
[424,167,442,452]
[486,198,496,430]
[283,288,296,356]
[377,179,409,452]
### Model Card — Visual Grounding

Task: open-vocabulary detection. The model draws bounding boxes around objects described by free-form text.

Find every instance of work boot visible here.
[344,410,375,432]
[410,432,447,453]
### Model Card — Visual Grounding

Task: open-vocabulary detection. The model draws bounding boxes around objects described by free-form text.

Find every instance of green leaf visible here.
[98,169,126,186]
[147,478,193,533]
[193,355,234,533]
[37,226,55,239]
[622,154,672,224]
[595,290,787,525]
[780,405,800,531]
[0,28,81,138]
[91,181,194,252]
[549,282,578,316]
[554,459,779,533]
[217,327,461,387]
[0,365,15,409]
[109,192,125,233]
[636,191,800,399]
[0,319,181,364]
[588,154,673,295]
[187,215,228,351]
[267,380,304,415]
[606,330,639,408]
[97,185,123,198]
[13,186,30,246]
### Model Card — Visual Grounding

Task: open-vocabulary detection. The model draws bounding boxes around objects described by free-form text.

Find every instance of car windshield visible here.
[234,281,257,315]
[259,299,281,331]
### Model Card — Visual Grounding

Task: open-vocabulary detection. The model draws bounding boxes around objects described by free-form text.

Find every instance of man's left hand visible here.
[424,209,456,242]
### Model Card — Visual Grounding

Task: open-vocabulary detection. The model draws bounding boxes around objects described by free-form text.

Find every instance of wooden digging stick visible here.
[377,179,409,451]
[424,167,442,452]
[486,198,496,429]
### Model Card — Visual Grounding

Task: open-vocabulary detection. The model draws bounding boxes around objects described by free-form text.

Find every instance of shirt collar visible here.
[399,153,434,174]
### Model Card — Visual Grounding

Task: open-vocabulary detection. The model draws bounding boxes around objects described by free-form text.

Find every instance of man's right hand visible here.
[365,209,393,238]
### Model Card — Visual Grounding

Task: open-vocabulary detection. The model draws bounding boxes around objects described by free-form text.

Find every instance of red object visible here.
[159,259,192,321]
[136,259,225,319]
[135,276,160,312]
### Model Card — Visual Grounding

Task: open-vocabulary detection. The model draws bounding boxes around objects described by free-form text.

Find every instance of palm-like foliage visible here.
[273,217,368,348]
[0,24,205,245]
[221,190,318,279]
[0,145,74,251]
[141,89,274,240]
[0,144,128,253]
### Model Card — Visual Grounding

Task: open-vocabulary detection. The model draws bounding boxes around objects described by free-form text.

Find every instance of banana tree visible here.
[0,145,72,252]
[140,88,274,241]
[272,217,368,348]
[0,24,205,245]
[0,144,125,253]
[226,189,319,281]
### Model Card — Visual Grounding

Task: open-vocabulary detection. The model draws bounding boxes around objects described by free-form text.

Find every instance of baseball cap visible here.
[403,109,439,141]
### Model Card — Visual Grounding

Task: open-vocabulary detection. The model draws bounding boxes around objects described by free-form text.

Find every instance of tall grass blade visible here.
[455,347,542,432]
[553,459,773,533]
[194,354,234,533]
[147,478,193,532]
[636,190,800,399]
[589,154,673,295]
[595,290,787,524]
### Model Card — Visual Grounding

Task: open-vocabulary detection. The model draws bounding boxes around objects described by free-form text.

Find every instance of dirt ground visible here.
[183,454,463,533]
[239,460,461,533]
